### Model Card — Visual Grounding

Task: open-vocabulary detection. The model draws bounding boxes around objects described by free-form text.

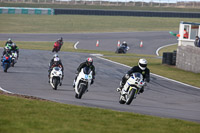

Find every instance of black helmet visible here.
[86,57,93,66]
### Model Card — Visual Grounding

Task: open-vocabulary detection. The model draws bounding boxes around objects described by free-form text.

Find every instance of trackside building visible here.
[176,21,200,73]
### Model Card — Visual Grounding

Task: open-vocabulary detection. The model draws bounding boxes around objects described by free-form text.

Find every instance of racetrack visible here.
[0,31,177,55]
[0,32,200,123]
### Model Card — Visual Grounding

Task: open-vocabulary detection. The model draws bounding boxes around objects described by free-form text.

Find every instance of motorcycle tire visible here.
[53,78,59,90]
[77,84,86,99]
[11,60,14,67]
[4,64,8,73]
[126,89,136,105]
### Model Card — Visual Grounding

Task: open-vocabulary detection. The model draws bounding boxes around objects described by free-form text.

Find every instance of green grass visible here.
[1,3,200,12]
[0,93,199,133]
[158,44,178,56]
[1,14,200,33]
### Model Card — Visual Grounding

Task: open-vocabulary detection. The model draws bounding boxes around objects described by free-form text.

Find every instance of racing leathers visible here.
[73,62,95,87]
[118,65,150,93]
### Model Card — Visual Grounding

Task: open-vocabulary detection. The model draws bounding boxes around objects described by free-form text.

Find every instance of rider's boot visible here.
[116,81,124,92]
[138,87,144,94]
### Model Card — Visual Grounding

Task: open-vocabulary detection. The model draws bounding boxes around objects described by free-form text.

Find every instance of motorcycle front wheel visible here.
[53,78,59,90]
[126,89,136,105]
[77,84,87,99]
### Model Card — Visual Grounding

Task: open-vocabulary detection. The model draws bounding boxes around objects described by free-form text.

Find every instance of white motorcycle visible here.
[74,67,93,99]
[50,67,63,90]
[119,73,146,105]
[10,51,18,67]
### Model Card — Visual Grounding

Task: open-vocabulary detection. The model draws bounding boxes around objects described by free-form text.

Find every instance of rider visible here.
[10,43,19,58]
[73,57,95,88]
[49,54,61,68]
[48,57,64,83]
[58,37,63,50]
[1,53,11,66]
[5,38,13,47]
[52,37,63,52]
[117,58,150,93]
[2,46,12,57]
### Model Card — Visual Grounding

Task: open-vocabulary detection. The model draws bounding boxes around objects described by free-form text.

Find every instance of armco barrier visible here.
[54,9,200,18]
[0,7,54,15]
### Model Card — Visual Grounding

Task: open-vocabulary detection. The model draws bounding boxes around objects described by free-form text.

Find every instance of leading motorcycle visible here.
[74,66,93,99]
[49,67,63,90]
[119,73,146,105]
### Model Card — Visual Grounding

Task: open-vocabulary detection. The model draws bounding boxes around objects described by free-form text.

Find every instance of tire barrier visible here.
[0,7,54,15]
[162,51,176,66]
[54,9,200,18]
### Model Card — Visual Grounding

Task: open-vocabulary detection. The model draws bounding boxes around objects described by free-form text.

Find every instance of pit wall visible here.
[176,45,200,73]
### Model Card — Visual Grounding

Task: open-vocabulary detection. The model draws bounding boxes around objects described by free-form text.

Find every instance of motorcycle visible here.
[10,51,18,67]
[1,55,11,72]
[49,67,63,90]
[74,66,93,99]
[52,42,60,53]
[115,45,129,54]
[119,73,146,105]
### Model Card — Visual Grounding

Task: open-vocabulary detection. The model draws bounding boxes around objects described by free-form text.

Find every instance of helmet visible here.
[54,57,60,65]
[122,41,127,46]
[8,38,12,42]
[138,58,147,70]
[53,54,58,58]
[12,43,16,47]
[86,57,93,66]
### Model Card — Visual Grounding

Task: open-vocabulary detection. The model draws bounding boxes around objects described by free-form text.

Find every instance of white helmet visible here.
[138,58,147,70]
[8,38,12,41]
[53,54,58,58]
[54,57,60,62]
[12,43,16,47]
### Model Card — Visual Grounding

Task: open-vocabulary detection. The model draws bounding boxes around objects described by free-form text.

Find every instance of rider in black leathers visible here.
[117,58,150,93]
[73,57,95,88]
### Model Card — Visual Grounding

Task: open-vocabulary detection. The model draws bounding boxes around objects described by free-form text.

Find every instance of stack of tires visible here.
[162,51,176,65]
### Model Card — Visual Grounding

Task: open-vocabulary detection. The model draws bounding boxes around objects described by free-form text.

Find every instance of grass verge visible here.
[1,14,200,33]
[158,44,178,56]
[0,91,199,133]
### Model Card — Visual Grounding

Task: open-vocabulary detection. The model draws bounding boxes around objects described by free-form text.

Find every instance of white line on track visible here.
[93,54,200,90]
[0,86,13,94]
[74,41,79,49]
[156,43,177,56]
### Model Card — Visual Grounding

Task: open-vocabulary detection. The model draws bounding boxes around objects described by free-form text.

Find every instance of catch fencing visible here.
[0,0,200,8]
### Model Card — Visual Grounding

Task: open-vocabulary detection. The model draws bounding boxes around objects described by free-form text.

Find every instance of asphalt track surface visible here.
[0,32,200,123]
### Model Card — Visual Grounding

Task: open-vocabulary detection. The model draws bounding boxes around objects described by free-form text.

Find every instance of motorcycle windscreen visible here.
[83,66,92,75]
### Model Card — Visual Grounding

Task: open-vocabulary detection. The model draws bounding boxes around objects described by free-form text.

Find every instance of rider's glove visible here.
[91,79,94,85]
